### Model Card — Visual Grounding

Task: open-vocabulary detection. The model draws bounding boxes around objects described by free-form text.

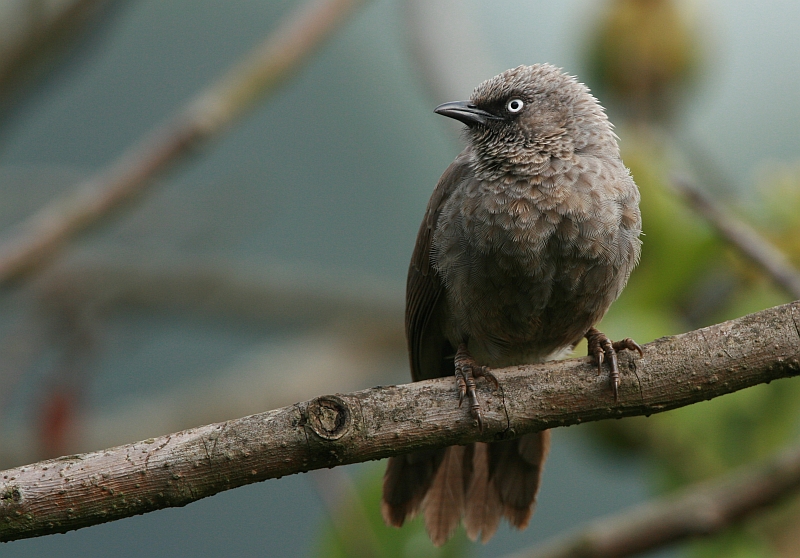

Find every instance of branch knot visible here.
[305,395,351,441]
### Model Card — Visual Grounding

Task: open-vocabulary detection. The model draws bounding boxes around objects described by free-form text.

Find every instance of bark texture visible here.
[1,301,799,542]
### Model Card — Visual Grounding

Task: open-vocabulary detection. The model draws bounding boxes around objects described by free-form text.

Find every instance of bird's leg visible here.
[454,343,499,430]
[585,327,643,401]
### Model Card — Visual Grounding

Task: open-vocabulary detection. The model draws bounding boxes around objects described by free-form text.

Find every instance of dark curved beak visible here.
[434,101,500,127]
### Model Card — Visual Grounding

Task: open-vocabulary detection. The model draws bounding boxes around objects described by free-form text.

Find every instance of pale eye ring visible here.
[506,98,524,113]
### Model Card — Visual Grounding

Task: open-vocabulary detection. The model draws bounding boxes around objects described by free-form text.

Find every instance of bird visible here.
[381,64,643,546]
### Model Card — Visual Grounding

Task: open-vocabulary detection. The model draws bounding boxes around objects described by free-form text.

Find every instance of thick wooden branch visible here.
[514,443,800,558]
[1,302,799,542]
[0,250,405,467]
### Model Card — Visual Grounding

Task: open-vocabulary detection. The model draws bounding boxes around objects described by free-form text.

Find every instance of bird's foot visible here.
[585,327,643,401]
[454,343,499,430]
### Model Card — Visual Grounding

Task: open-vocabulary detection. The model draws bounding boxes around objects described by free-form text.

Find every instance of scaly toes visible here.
[593,348,605,375]
[601,340,620,401]
[613,338,643,357]
[455,370,467,407]
[454,343,497,429]
[473,407,484,431]
[585,328,642,401]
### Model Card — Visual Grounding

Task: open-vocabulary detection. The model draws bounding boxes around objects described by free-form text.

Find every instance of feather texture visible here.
[382,63,640,546]
[382,449,445,527]
[423,445,468,546]
[382,434,549,545]
[464,442,502,542]
[490,431,551,529]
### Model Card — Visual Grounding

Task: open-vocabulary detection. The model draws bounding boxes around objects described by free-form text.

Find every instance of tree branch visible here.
[671,175,800,299]
[33,247,402,327]
[0,0,367,284]
[0,250,405,467]
[0,331,405,469]
[0,0,116,119]
[510,442,800,558]
[1,301,799,542]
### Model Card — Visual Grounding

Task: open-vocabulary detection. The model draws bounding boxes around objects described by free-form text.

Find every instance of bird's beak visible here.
[434,101,500,127]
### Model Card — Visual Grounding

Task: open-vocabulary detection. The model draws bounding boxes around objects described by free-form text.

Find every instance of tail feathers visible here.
[382,448,445,527]
[381,431,550,545]
[489,431,551,529]
[423,445,468,546]
[464,442,502,542]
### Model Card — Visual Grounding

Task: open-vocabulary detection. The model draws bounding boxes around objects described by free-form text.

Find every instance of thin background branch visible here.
[32,247,403,328]
[508,441,800,558]
[0,0,367,285]
[0,0,118,121]
[1,300,798,542]
[672,175,800,299]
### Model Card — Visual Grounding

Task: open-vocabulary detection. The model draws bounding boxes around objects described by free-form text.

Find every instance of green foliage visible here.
[688,530,778,558]
[585,0,701,122]
[599,129,722,341]
[314,462,471,558]
[588,125,800,557]
[751,161,800,263]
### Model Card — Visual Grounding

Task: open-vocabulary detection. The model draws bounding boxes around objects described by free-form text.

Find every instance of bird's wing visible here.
[406,149,473,381]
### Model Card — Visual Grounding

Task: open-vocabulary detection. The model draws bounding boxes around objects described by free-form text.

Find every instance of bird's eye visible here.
[506,98,524,113]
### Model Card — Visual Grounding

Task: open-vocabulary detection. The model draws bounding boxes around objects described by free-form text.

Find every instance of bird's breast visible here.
[431,168,635,365]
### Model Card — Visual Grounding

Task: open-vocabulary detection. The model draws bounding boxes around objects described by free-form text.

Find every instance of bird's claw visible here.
[585,328,642,402]
[592,346,604,374]
[454,344,497,431]
[456,374,467,407]
[613,338,643,357]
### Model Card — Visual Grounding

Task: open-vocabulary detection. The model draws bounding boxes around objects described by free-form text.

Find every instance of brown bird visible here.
[381,64,642,546]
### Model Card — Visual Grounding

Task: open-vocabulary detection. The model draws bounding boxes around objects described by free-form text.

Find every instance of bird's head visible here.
[435,64,617,179]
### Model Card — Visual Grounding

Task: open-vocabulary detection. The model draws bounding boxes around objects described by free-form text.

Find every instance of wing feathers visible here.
[406,150,473,381]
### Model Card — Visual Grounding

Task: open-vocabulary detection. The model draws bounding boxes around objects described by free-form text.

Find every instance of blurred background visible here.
[1,0,800,556]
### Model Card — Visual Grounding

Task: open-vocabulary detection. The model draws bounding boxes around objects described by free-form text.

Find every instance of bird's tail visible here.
[381,430,550,546]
